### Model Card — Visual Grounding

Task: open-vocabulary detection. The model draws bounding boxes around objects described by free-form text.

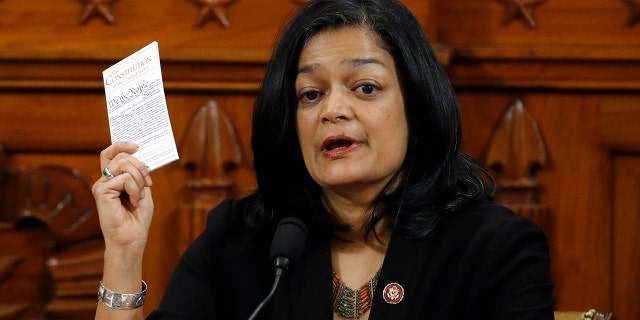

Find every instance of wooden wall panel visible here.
[613,157,640,320]
[603,95,640,319]
[459,93,613,312]
[437,0,640,46]
[0,91,258,313]
[0,0,297,51]
[601,96,640,152]
[0,92,109,151]
[436,0,640,317]
[0,0,637,317]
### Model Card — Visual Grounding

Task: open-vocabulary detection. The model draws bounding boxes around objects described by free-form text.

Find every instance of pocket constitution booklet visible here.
[102,41,179,171]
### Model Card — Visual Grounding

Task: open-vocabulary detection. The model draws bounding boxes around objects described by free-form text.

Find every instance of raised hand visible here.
[92,141,154,250]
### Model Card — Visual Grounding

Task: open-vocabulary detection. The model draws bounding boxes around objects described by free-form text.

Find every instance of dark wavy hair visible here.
[248,0,495,238]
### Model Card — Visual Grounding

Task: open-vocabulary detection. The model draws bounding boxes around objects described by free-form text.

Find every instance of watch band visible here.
[98,280,147,310]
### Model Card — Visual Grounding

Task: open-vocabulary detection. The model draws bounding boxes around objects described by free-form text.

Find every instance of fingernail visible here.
[145,175,153,186]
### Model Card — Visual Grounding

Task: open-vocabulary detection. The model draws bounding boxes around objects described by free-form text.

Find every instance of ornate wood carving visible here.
[179,101,242,252]
[180,100,242,182]
[189,0,237,28]
[485,100,550,231]
[0,254,28,319]
[498,0,547,29]
[78,0,117,25]
[0,163,102,319]
[620,0,640,27]
[45,240,104,319]
[0,256,22,281]
[5,165,101,245]
[0,305,30,320]
[0,146,5,209]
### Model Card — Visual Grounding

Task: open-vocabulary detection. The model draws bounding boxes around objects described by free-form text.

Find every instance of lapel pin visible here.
[382,282,404,304]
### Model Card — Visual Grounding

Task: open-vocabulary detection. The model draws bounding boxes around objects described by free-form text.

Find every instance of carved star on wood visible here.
[190,0,237,28]
[78,0,117,25]
[498,0,547,29]
[620,0,640,27]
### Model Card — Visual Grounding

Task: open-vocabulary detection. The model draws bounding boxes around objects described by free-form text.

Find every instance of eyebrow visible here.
[297,58,387,74]
[349,58,386,68]
[297,63,320,74]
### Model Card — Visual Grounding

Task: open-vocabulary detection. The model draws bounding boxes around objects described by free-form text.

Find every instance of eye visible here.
[355,83,381,96]
[298,90,323,104]
[360,84,376,94]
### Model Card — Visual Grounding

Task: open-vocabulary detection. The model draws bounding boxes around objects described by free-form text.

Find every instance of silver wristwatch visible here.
[98,281,147,310]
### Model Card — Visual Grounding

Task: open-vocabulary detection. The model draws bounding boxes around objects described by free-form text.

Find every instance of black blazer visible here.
[148,197,554,319]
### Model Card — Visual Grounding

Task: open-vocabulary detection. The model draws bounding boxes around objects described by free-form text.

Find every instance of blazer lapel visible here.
[369,207,487,320]
[290,238,333,320]
[369,232,433,320]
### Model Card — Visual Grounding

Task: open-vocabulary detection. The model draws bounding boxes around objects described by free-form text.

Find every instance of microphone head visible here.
[269,217,308,270]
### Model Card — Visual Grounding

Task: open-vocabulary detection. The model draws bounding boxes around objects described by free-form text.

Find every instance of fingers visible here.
[106,154,153,187]
[122,175,146,208]
[95,142,153,209]
[93,173,146,208]
[93,143,156,254]
[99,142,153,187]
[100,141,138,168]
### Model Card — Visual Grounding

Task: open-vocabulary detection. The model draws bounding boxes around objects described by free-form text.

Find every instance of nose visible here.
[321,89,353,123]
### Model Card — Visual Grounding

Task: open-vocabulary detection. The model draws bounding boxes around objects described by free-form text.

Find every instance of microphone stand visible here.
[247,257,289,320]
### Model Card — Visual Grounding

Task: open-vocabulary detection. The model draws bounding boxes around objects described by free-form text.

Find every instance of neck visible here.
[321,190,372,235]
[321,178,399,242]
[320,171,404,229]
[326,201,392,246]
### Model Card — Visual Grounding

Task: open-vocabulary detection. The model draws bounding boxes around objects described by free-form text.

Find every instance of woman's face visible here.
[295,26,409,200]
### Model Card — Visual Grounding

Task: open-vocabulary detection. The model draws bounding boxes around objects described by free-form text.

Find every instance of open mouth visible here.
[324,139,353,151]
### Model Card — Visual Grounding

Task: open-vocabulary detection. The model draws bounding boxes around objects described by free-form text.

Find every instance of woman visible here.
[93,0,555,319]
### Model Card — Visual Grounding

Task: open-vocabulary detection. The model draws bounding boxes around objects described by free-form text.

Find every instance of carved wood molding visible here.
[0,40,450,94]
[497,0,547,29]
[0,256,21,281]
[485,100,550,231]
[0,253,25,317]
[620,0,640,27]
[449,45,640,91]
[4,165,101,244]
[45,240,104,319]
[0,304,30,320]
[178,101,242,252]
[180,100,242,182]
[0,146,4,199]
[601,99,640,152]
[78,0,117,25]
[612,157,640,320]
[0,162,103,318]
[77,0,243,28]
[189,0,237,28]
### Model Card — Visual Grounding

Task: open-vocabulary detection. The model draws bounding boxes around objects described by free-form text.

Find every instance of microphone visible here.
[247,217,308,320]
